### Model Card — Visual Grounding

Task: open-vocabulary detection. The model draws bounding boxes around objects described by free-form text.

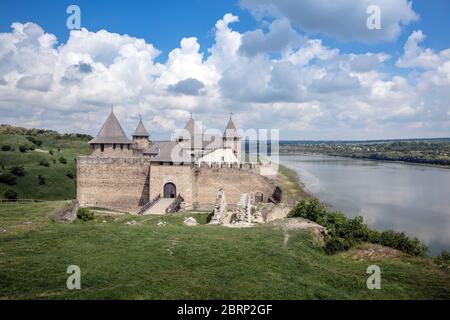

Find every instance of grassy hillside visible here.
[0,201,449,299]
[0,125,91,200]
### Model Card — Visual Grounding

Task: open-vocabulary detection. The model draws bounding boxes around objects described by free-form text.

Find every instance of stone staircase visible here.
[142,198,176,215]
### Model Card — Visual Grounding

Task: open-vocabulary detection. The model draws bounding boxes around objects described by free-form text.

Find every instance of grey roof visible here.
[202,134,222,150]
[223,117,240,138]
[143,141,192,163]
[89,110,133,144]
[133,117,150,137]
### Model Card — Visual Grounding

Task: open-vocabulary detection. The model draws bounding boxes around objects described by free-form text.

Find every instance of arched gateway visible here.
[163,183,176,198]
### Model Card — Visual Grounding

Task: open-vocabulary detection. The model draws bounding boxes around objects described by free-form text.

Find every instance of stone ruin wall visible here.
[77,156,150,213]
[192,164,277,210]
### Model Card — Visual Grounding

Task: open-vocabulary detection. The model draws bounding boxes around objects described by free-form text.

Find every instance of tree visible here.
[38,175,46,185]
[39,160,50,167]
[3,189,17,200]
[0,173,17,185]
[1,145,12,151]
[9,165,25,176]
[59,156,67,164]
[19,145,27,153]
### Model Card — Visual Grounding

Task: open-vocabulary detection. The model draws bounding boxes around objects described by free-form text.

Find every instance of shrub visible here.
[372,230,427,257]
[9,165,25,176]
[288,199,428,256]
[39,160,50,167]
[19,145,27,153]
[0,172,17,185]
[26,136,43,147]
[324,237,353,255]
[288,199,327,221]
[49,149,53,155]
[77,208,94,221]
[434,250,450,268]
[38,175,46,185]
[59,156,67,164]
[3,189,18,200]
[66,171,74,179]
[1,145,12,151]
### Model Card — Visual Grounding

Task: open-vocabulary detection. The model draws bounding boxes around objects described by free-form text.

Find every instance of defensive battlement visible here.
[77,156,151,165]
[194,162,260,174]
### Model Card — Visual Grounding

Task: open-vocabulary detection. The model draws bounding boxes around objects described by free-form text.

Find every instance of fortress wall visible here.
[193,166,277,209]
[77,156,150,213]
[91,144,134,157]
[149,164,194,205]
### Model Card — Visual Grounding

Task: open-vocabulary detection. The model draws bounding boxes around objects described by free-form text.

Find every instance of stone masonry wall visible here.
[149,164,194,205]
[77,156,150,213]
[192,166,276,209]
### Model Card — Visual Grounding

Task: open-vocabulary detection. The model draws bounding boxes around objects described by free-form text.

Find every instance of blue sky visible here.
[1,0,448,61]
[0,0,449,140]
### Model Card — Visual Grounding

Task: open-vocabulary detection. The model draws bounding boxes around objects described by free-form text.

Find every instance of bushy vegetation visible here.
[9,165,25,177]
[1,145,13,151]
[76,208,94,221]
[39,160,50,167]
[0,172,17,185]
[3,189,17,200]
[288,199,428,256]
[37,175,46,185]
[59,156,67,164]
[434,250,450,269]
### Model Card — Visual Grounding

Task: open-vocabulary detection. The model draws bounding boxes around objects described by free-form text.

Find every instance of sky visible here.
[0,0,449,140]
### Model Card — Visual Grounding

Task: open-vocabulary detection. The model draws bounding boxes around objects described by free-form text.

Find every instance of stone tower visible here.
[223,114,241,161]
[132,115,151,150]
[89,107,134,157]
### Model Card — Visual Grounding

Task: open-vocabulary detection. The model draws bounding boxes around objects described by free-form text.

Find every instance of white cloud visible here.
[0,15,449,140]
[396,30,446,69]
[240,0,419,43]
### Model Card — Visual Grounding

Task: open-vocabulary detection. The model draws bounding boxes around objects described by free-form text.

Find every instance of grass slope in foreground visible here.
[0,201,449,300]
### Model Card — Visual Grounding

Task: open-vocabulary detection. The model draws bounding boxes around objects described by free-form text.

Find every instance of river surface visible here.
[279,154,450,255]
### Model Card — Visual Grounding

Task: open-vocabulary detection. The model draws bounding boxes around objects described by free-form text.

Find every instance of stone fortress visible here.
[77,108,280,215]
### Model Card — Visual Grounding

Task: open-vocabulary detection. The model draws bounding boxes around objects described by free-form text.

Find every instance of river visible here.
[279,154,450,255]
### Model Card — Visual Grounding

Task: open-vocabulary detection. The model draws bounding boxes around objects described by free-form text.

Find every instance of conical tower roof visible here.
[133,116,150,137]
[223,114,240,138]
[89,108,133,144]
[183,115,201,138]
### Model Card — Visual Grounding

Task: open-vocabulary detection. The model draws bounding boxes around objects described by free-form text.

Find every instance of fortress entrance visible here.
[163,183,177,198]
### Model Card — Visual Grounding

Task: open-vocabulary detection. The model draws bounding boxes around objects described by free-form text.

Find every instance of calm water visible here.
[279,154,450,255]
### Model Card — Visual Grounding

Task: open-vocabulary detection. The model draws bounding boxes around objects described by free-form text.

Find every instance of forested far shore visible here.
[279,141,450,167]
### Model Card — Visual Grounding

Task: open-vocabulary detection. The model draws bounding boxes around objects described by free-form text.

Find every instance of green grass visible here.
[0,201,449,300]
[278,164,313,203]
[0,130,90,200]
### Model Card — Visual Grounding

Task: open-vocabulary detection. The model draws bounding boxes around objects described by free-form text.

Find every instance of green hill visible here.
[0,124,91,200]
[0,201,449,299]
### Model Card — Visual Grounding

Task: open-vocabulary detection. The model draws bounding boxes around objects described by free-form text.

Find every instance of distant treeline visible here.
[280,141,450,167]
[0,124,93,141]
